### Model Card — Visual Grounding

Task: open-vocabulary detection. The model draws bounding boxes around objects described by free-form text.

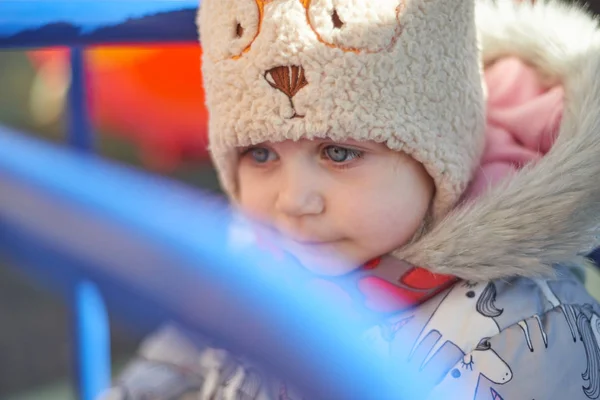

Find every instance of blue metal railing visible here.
[0,2,199,398]
[0,0,199,48]
[67,46,107,400]
[67,47,93,152]
[0,125,413,400]
[0,2,413,400]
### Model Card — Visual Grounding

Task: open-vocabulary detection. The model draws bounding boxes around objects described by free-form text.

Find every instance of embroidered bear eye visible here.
[235,22,244,38]
[199,0,262,61]
[331,9,343,29]
[306,0,404,53]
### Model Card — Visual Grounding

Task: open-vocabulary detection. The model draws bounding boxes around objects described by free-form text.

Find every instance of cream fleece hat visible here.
[197,0,486,218]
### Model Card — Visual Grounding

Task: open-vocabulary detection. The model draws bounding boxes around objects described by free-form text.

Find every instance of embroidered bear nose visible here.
[264,65,308,99]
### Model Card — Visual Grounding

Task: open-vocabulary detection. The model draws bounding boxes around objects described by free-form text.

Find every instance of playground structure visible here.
[0,2,409,400]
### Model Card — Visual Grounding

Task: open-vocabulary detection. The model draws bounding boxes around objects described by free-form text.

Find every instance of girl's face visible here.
[237,139,434,275]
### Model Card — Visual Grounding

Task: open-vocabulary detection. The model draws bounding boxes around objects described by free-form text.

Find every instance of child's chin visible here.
[293,250,359,276]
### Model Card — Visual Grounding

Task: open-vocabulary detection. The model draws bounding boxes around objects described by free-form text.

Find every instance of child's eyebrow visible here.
[236,145,255,153]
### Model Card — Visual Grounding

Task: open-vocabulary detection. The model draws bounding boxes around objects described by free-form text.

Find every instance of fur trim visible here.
[395,0,600,281]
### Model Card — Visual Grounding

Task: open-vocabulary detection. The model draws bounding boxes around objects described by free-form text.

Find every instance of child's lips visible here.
[280,231,343,255]
[289,237,338,247]
[295,239,330,245]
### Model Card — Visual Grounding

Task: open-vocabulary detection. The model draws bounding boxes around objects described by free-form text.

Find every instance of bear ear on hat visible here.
[197,0,406,59]
[303,0,406,53]
[197,0,263,61]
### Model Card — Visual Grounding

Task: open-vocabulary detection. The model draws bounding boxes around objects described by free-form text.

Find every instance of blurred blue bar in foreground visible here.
[0,0,199,48]
[0,125,416,400]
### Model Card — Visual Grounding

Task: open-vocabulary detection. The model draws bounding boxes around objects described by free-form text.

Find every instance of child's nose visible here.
[275,177,324,217]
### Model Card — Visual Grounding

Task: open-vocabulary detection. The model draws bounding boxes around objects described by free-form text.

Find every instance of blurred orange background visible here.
[28,44,210,171]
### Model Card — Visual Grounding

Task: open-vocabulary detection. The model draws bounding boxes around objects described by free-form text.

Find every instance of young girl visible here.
[103,0,600,398]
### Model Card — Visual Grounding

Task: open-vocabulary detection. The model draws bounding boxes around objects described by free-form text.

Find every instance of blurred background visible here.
[2,1,600,399]
[0,44,222,400]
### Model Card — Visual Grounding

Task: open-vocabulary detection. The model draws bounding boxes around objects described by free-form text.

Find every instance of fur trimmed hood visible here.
[396,0,600,282]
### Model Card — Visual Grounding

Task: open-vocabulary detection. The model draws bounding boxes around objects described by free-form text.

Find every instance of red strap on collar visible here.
[357,257,458,313]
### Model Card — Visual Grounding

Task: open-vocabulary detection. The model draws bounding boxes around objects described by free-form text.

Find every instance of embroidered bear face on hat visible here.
[198,0,486,219]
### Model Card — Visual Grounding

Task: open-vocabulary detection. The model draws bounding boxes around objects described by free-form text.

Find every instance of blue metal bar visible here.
[0,1,199,49]
[0,126,419,400]
[73,281,111,400]
[67,45,104,400]
[67,47,94,152]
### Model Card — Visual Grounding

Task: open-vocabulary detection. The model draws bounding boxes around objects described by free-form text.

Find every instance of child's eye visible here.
[323,145,363,163]
[243,147,277,163]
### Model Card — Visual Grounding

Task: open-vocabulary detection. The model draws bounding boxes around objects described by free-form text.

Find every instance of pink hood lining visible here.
[464,56,564,201]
